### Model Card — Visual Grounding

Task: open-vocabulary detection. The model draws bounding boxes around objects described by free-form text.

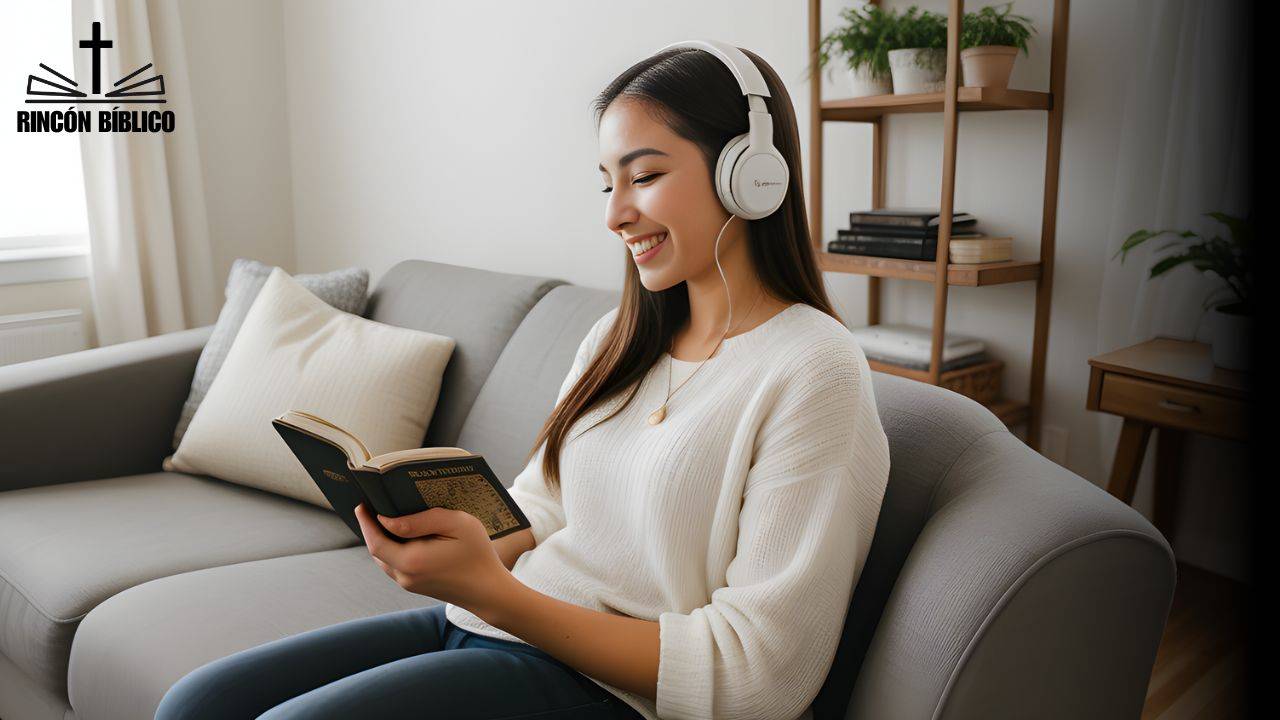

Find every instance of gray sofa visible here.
[0,259,1176,720]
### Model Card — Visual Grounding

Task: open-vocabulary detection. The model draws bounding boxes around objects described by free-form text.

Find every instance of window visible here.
[0,0,91,286]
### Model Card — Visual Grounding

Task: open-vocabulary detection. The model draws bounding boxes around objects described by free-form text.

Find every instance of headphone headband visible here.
[657,40,772,99]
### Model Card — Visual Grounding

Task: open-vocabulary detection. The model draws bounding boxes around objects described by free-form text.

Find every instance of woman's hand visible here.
[354,502,514,615]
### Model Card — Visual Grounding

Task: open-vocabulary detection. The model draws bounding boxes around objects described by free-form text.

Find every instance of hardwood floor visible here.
[1141,562,1251,718]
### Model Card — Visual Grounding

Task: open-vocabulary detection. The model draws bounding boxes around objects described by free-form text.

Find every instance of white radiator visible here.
[0,309,89,367]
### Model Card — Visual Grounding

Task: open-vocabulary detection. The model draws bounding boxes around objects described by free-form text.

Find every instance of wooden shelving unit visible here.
[807,0,1070,448]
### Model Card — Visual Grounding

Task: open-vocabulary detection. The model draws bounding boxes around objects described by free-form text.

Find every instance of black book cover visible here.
[848,208,976,228]
[272,419,531,545]
[843,219,978,239]
[828,237,935,260]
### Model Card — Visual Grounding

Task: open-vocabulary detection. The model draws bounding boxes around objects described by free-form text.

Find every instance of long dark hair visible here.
[528,45,842,490]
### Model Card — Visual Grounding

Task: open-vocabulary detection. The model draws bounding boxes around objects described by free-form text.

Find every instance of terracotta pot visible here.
[960,45,1018,88]
[888,48,945,94]
[845,63,892,97]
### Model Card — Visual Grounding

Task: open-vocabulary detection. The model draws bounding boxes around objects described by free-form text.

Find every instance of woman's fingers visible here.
[354,503,408,567]
[377,507,453,539]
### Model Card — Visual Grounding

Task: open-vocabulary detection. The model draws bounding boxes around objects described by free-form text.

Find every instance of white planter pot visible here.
[1208,305,1252,371]
[961,45,1018,88]
[888,48,946,94]
[845,64,892,97]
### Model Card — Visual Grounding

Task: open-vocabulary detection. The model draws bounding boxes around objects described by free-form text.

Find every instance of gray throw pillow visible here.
[171,258,370,449]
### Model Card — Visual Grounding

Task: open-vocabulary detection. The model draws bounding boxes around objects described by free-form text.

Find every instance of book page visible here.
[276,410,370,465]
[363,447,474,472]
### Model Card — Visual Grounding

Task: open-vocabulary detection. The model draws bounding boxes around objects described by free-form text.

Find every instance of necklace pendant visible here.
[647,405,667,425]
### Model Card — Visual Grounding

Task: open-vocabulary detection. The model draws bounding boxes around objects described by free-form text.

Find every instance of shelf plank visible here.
[819,252,1040,286]
[986,398,1030,426]
[867,358,1001,384]
[821,87,1052,122]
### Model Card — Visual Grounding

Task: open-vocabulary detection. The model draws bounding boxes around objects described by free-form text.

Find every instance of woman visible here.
[155,42,889,720]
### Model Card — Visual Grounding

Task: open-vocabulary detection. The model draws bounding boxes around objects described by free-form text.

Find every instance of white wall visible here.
[183,1,1243,577]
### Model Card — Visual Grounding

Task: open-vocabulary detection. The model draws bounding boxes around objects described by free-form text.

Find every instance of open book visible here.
[271,409,530,544]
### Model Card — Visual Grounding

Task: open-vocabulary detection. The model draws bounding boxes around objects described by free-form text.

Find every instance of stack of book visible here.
[849,323,988,372]
[850,323,1004,405]
[826,208,1012,264]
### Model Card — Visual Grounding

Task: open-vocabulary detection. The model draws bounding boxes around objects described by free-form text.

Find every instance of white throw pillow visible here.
[163,267,456,509]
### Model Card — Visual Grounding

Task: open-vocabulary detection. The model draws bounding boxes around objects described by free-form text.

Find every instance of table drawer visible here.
[1099,373,1246,440]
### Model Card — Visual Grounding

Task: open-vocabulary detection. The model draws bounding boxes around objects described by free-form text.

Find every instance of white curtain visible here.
[1092,0,1252,569]
[72,0,218,345]
[1095,0,1252,353]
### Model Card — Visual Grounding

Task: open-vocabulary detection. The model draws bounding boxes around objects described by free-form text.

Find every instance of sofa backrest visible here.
[363,259,566,448]
[456,284,621,480]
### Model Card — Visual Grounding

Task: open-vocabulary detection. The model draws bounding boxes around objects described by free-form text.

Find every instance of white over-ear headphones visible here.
[657,40,790,221]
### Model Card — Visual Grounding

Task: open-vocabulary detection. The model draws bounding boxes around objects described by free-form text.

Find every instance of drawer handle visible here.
[1158,399,1200,414]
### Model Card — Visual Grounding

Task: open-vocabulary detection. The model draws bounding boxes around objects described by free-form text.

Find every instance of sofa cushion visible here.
[172,259,370,449]
[68,546,434,720]
[164,267,456,509]
[455,285,621,481]
[363,259,566,448]
[0,472,359,697]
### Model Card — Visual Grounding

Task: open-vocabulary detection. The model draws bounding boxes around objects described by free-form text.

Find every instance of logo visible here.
[753,179,784,187]
[16,21,175,134]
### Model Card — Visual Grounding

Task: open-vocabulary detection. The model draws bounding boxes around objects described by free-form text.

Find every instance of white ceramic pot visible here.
[1208,305,1252,371]
[845,63,892,97]
[961,45,1018,88]
[888,48,946,94]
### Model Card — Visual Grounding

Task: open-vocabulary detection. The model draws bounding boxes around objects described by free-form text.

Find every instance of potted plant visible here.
[887,6,949,94]
[1114,212,1253,371]
[960,3,1036,89]
[816,4,896,97]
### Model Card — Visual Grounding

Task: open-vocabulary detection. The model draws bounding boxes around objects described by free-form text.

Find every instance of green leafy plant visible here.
[890,6,949,50]
[961,3,1036,53]
[816,4,897,79]
[1113,212,1253,316]
[808,5,949,83]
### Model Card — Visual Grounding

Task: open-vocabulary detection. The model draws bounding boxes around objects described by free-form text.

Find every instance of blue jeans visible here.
[154,603,645,719]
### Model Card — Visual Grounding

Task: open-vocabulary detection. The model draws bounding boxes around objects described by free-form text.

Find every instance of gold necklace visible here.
[647,288,764,426]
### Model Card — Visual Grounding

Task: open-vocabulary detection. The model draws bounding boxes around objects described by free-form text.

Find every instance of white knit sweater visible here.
[446,303,890,720]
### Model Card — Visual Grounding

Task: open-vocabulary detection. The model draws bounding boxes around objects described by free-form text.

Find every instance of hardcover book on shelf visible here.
[948,236,1013,264]
[843,221,979,239]
[272,409,531,544]
[848,208,977,229]
[829,237,938,261]
[827,234,1008,263]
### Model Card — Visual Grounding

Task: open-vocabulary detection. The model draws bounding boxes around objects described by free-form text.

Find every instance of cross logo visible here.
[25,20,166,104]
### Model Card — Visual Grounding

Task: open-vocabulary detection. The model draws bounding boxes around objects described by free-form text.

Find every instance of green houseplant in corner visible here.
[1114,212,1253,371]
[960,3,1036,89]
[887,6,949,94]
[817,4,896,97]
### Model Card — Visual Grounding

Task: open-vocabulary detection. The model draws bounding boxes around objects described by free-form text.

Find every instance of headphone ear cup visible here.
[714,133,751,218]
[716,134,788,221]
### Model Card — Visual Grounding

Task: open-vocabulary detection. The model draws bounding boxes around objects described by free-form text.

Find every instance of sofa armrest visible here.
[848,431,1177,720]
[0,325,214,493]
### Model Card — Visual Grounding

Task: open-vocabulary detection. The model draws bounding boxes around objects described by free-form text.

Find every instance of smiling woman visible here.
[437,42,889,720]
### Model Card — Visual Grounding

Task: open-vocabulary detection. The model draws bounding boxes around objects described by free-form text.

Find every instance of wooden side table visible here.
[1087,338,1248,542]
